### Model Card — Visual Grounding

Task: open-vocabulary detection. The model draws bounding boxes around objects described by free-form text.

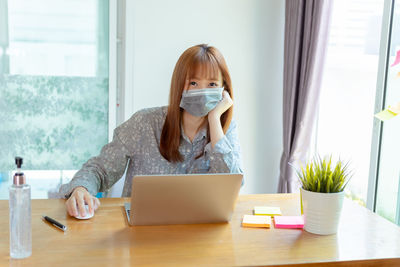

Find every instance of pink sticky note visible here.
[391,50,400,67]
[274,216,304,229]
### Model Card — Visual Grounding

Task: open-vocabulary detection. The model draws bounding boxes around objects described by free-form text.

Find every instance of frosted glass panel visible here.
[0,0,109,198]
[0,75,108,170]
[5,0,108,77]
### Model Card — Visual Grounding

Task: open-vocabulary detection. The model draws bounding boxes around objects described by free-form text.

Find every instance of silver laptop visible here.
[124,173,243,226]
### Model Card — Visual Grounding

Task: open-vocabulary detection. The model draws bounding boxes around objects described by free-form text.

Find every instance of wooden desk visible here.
[1,194,400,266]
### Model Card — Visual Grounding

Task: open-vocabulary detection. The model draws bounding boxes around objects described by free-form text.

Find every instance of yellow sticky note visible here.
[254,206,282,217]
[397,72,400,78]
[375,109,397,121]
[242,215,271,228]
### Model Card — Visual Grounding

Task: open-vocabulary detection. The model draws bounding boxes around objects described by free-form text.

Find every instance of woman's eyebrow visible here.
[192,76,220,82]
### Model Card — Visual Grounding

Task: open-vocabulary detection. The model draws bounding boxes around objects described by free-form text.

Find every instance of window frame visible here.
[109,0,118,141]
[367,0,395,212]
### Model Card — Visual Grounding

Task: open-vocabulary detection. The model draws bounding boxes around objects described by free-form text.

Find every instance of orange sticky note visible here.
[254,206,282,217]
[274,216,304,229]
[242,215,271,228]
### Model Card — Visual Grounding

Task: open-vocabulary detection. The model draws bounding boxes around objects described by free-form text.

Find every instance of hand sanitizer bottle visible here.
[9,157,32,258]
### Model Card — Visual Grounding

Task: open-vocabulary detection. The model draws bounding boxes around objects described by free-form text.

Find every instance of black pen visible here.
[42,215,67,231]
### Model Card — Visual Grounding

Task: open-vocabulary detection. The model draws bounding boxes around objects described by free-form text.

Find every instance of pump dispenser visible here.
[9,157,32,258]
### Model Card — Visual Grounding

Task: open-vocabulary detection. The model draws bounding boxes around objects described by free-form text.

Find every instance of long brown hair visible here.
[160,44,234,163]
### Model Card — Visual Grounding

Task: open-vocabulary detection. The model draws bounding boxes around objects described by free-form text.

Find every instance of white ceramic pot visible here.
[300,187,344,235]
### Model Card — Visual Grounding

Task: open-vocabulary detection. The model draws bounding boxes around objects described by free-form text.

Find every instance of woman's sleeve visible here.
[59,129,130,198]
[204,119,243,174]
[59,111,145,198]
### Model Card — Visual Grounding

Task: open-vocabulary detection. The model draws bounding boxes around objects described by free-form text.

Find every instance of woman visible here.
[60,44,243,218]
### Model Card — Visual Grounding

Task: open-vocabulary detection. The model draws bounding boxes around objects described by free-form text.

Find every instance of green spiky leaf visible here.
[295,155,352,193]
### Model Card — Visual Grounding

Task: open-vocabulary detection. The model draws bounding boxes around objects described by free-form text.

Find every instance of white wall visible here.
[124,0,284,194]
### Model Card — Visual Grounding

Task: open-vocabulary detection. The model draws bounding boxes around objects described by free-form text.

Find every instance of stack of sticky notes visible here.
[253,206,282,217]
[274,216,304,229]
[242,215,271,228]
[241,206,304,229]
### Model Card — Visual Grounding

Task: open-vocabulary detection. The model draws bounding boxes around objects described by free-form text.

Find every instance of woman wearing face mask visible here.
[60,44,243,218]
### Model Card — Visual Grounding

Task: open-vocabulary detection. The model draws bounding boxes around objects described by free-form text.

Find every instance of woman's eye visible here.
[190,81,197,86]
[209,82,218,87]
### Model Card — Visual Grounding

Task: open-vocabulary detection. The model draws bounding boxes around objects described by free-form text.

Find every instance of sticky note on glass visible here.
[388,102,400,114]
[375,109,397,121]
[242,215,271,228]
[254,206,282,217]
[274,216,304,229]
[390,50,400,67]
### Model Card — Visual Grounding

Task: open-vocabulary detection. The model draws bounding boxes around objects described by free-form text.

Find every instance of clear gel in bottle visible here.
[9,157,32,259]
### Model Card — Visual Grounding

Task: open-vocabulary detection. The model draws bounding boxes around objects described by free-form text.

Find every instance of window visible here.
[316,0,385,206]
[374,0,400,223]
[0,0,110,199]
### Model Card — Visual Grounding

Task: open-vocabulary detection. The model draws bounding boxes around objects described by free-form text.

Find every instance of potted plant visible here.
[296,156,352,235]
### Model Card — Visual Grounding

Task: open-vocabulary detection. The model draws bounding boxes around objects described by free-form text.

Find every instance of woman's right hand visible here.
[65,186,100,217]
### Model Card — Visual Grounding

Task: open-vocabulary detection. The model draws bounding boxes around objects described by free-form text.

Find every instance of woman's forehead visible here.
[189,63,222,81]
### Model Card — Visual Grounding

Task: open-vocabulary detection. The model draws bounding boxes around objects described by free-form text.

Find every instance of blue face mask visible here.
[179,87,224,117]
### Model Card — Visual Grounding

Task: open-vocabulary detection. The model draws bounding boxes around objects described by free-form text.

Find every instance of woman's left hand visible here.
[208,90,233,119]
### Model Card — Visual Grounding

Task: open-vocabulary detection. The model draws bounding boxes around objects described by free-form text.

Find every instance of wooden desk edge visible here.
[262,258,400,267]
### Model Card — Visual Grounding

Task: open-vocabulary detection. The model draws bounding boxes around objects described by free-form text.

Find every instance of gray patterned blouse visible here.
[59,106,243,198]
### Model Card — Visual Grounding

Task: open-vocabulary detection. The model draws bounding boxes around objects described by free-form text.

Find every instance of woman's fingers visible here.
[66,187,100,217]
[94,197,101,210]
[76,192,87,217]
[210,90,233,117]
[84,193,94,214]
[68,196,78,217]
[222,90,233,106]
